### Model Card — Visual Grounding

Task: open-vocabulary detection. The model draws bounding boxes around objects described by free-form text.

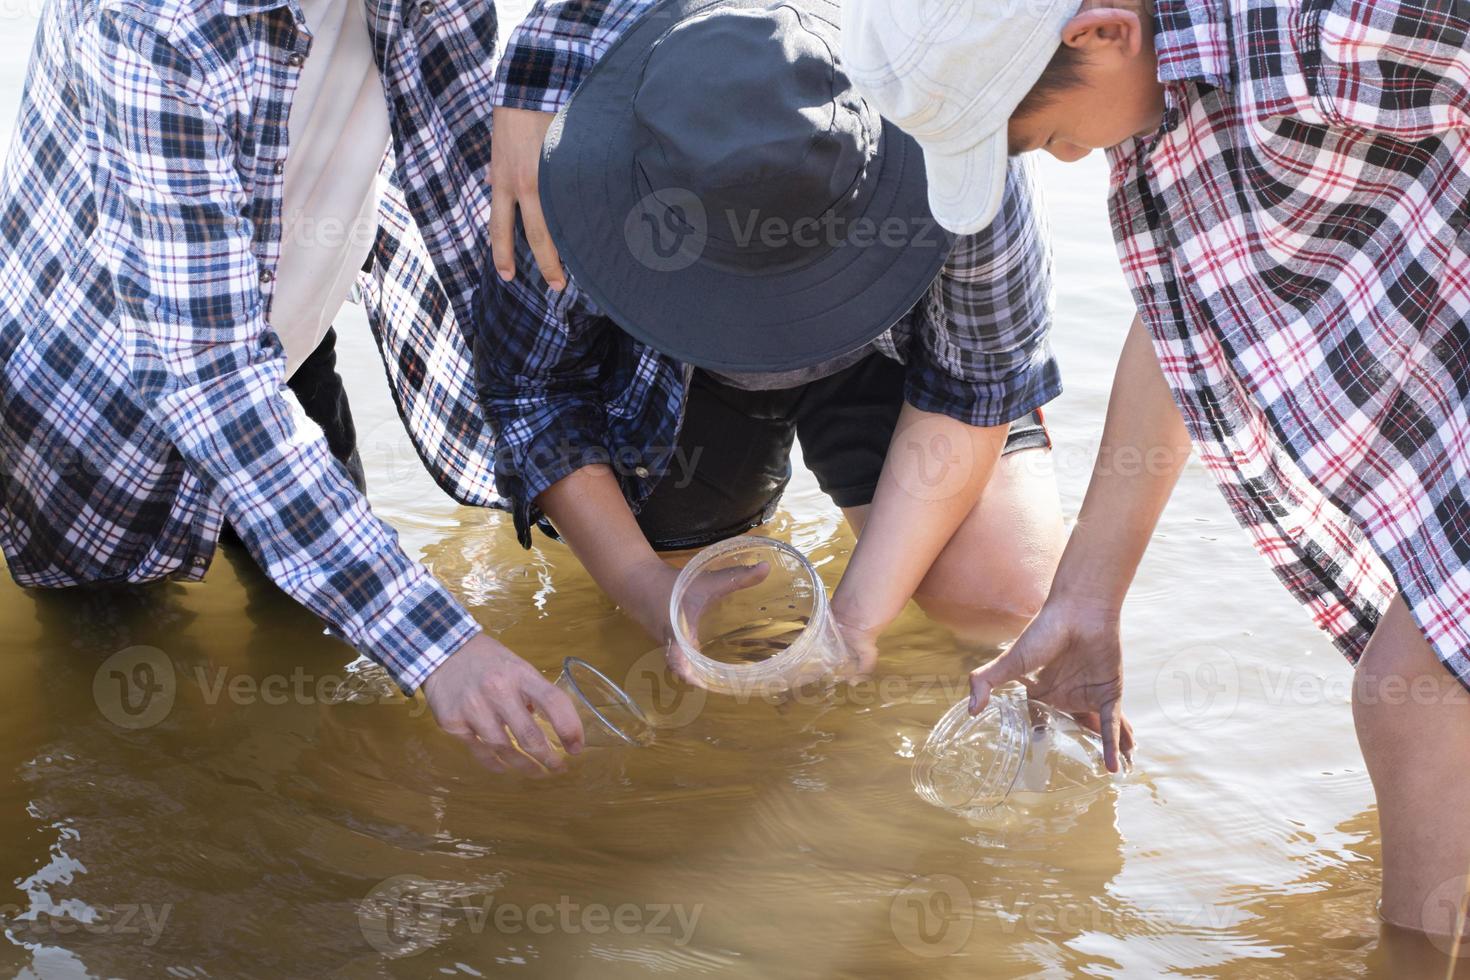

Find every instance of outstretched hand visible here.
[968,596,1135,773]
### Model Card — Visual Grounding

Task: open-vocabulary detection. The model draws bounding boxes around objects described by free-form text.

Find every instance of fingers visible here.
[499,694,567,773]
[525,679,585,757]
[968,644,1032,715]
[469,716,544,776]
[665,641,698,688]
[1118,714,1136,768]
[489,188,518,283]
[1100,699,1124,774]
[707,561,771,601]
[519,195,566,291]
[446,727,507,774]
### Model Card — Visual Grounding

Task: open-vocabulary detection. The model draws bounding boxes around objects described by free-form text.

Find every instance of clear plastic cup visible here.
[913,690,1109,813]
[668,536,849,697]
[555,657,655,748]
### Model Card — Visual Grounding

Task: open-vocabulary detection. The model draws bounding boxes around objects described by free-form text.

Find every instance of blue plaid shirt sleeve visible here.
[93,15,479,691]
[903,156,1060,427]
[493,0,657,112]
[473,263,632,547]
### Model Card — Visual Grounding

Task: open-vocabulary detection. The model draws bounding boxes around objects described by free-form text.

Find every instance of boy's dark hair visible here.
[1014,44,1088,119]
[1015,0,1155,118]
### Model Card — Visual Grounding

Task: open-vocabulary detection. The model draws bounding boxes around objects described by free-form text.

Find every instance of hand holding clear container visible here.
[667,536,852,697]
[913,685,1114,814]
[555,657,655,748]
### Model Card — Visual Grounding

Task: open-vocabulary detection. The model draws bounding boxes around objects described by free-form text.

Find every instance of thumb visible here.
[705,560,771,601]
[968,622,1058,714]
[968,647,1030,715]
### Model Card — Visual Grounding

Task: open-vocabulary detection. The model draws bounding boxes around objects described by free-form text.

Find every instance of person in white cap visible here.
[846,0,1470,946]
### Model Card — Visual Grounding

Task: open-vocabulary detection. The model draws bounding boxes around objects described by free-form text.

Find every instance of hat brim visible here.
[921,131,1011,236]
[538,0,956,374]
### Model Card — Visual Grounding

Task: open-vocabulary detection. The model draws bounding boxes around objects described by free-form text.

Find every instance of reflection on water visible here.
[1,13,1466,978]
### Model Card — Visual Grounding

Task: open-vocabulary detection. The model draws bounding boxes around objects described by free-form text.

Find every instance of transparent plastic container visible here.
[913,690,1109,813]
[556,657,655,748]
[668,536,849,697]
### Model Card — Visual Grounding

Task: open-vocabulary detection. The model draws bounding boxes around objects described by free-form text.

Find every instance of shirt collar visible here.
[1151,0,1234,91]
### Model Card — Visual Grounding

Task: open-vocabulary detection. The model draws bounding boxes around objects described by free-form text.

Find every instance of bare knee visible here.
[912,559,1050,645]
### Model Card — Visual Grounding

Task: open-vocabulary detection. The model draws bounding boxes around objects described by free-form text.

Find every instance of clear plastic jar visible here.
[668,536,849,697]
[555,657,655,747]
[912,689,1109,813]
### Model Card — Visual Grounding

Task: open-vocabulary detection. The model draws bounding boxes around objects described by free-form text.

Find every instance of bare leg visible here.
[1353,595,1470,946]
[844,448,1065,645]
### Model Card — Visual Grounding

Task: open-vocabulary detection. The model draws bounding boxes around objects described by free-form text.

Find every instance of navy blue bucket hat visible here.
[539,0,955,373]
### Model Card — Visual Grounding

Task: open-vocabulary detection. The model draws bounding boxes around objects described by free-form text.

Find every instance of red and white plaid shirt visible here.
[1109,0,1470,686]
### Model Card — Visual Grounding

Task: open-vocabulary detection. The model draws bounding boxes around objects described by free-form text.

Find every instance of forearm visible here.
[1052,315,1192,609]
[833,403,1008,631]
[537,463,673,635]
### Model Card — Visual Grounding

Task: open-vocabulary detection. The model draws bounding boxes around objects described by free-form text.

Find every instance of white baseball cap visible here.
[841,0,1082,234]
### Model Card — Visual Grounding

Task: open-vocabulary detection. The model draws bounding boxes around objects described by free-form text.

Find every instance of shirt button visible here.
[419,1,434,14]
[634,466,650,479]
[260,269,275,284]
[273,161,285,176]
[286,52,306,68]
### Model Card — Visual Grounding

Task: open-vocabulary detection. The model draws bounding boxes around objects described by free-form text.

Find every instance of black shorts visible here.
[625,353,1051,552]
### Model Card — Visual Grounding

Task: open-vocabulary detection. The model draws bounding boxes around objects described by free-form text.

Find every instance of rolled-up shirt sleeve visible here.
[472,261,621,546]
[904,156,1060,428]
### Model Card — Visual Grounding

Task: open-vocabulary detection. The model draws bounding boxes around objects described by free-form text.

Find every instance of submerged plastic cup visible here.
[555,657,655,748]
[668,536,850,696]
[913,690,1109,812]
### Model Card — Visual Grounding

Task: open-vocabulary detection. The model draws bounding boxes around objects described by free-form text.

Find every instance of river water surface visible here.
[0,6,1459,978]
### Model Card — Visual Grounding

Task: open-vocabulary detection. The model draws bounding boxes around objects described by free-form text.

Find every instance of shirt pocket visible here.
[1306,0,1470,139]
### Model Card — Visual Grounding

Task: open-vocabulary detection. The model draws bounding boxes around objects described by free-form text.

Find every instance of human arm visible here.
[535,465,769,681]
[831,407,1009,670]
[488,0,658,287]
[968,315,1193,771]
[831,158,1059,652]
[89,14,580,770]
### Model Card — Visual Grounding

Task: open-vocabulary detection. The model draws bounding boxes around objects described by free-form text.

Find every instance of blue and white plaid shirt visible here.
[481,0,1060,545]
[0,0,548,690]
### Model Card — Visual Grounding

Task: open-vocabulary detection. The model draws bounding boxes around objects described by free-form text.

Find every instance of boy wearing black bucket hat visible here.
[474,0,1065,666]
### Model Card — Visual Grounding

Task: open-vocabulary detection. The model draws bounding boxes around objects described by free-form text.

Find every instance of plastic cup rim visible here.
[559,657,653,747]
[667,535,831,691]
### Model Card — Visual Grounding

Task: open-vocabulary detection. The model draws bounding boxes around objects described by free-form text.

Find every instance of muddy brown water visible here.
[0,9,1463,977]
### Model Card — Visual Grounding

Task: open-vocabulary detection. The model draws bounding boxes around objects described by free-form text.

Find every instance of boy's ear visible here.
[1061,7,1145,59]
